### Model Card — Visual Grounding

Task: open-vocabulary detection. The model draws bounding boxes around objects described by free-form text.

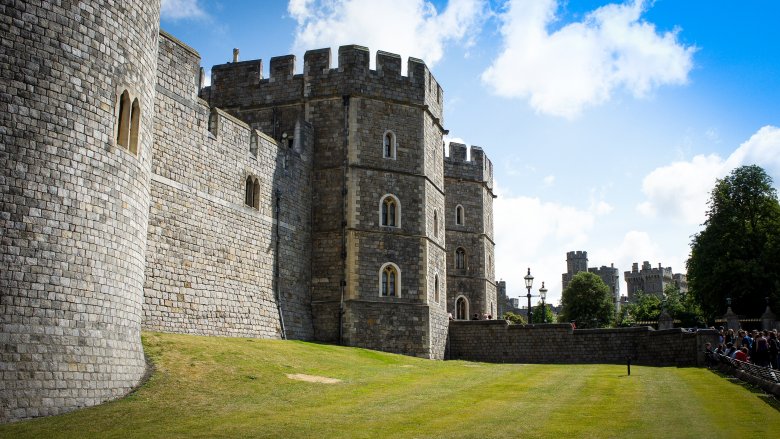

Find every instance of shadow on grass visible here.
[706,368,780,413]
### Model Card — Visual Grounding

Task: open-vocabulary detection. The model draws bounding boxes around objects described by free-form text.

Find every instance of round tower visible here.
[0,0,160,421]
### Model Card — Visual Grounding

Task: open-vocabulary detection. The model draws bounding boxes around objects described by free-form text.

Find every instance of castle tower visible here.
[444,144,497,320]
[0,1,159,421]
[207,45,449,358]
[562,251,589,291]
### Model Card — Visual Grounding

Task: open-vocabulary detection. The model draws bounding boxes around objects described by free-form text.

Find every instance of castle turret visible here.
[1,0,159,422]
[444,142,497,320]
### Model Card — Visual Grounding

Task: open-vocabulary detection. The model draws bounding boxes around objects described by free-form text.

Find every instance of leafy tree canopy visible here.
[687,165,780,320]
[531,302,554,324]
[503,311,526,325]
[560,271,614,328]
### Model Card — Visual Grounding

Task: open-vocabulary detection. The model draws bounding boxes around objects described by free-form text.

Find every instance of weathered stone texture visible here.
[143,33,313,340]
[0,0,159,422]
[448,322,719,366]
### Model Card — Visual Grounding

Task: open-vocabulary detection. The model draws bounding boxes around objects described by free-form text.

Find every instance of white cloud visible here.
[542,174,555,186]
[160,0,207,21]
[287,0,483,71]
[481,0,694,118]
[638,125,780,225]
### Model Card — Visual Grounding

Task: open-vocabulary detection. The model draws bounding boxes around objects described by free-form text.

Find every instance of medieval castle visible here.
[1,1,496,422]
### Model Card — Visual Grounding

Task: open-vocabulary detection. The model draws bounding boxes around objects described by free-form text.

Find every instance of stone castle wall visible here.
[0,0,159,422]
[448,321,719,366]
[143,32,313,340]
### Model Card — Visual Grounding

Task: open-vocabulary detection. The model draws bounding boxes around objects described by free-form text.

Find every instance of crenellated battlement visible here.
[208,45,443,123]
[444,142,494,190]
[567,251,588,259]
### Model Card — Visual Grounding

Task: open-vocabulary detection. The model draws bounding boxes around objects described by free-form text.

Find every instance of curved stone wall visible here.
[0,0,160,422]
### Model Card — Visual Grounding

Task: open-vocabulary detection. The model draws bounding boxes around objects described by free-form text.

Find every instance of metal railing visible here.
[707,352,779,383]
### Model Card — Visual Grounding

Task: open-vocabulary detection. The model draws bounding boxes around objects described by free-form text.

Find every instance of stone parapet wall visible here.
[208,45,442,125]
[444,143,494,190]
[448,321,719,367]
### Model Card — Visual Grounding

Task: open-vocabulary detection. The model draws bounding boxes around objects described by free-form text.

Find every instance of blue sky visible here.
[160,0,780,307]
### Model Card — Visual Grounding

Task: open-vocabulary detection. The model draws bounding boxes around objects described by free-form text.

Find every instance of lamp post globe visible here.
[524,268,534,324]
[539,281,548,323]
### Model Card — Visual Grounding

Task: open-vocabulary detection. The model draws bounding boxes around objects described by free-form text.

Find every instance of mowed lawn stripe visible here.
[1,333,779,439]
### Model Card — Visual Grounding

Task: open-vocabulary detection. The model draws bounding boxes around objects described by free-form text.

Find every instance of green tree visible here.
[687,165,780,321]
[560,271,615,328]
[623,291,662,322]
[502,311,526,324]
[662,285,705,327]
[531,302,554,323]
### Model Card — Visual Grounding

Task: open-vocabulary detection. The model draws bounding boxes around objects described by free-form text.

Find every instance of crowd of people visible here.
[705,327,780,370]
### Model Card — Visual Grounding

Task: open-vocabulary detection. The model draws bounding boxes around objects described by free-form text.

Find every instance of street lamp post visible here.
[539,282,548,323]
[524,268,534,324]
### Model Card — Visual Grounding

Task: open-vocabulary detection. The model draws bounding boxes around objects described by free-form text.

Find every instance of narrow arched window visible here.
[116,90,131,148]
[456,205,464,225]
[434,274,439,303]
[380,195,400,227]
[433,210,438,237]
[380,263,400,297]
[245,176,254,207]
[456,296,468,320]
[129,98,140,154]
[455,247,466,269]
[383,131,396,159]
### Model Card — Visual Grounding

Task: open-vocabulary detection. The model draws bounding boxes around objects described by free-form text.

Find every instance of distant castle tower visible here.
[562,251,589,291]
[1,0,160,421]
[562,251,620,311]
[624,261,687,300]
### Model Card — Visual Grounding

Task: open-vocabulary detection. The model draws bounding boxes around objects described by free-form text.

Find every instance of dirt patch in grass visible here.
[286,373,342,384]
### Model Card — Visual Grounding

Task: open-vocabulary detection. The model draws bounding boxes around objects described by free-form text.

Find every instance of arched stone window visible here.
[245,175,260,209]
[383,130,396,159]
[434,274,439,303]
[455,247,466,269]
[456,295,469,320]
[433,210,438,237]
[380,263,400,297]
[380,194,400,227]
[116,90,141,155]
[455,205,464,225]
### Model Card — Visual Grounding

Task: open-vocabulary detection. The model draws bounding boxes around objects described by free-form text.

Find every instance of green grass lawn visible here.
[3,332,779,439]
